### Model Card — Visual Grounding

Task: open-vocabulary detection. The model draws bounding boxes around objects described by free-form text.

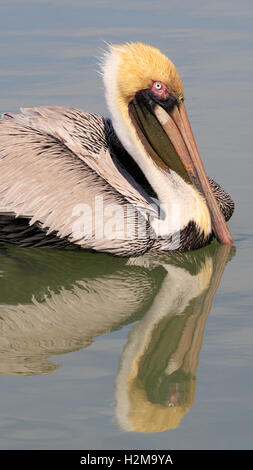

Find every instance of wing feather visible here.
[2,106,157,212]
[0,107,154,255]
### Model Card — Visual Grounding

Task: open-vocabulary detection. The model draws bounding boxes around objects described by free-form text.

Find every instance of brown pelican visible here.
[0,42,234,256]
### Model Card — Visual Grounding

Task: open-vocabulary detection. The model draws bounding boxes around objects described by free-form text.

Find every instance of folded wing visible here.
[0,107,155,255]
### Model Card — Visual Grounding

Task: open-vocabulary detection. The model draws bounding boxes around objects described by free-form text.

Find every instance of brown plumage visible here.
[0,106,234,255]
[0,107,157,256]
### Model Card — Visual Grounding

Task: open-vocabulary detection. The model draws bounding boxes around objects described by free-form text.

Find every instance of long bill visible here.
[153,101,234,246]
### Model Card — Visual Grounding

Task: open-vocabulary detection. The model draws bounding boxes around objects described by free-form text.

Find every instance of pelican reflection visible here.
[0,242,234,430]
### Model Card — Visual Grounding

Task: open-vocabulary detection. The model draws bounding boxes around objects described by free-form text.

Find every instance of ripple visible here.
[233,233,253,248]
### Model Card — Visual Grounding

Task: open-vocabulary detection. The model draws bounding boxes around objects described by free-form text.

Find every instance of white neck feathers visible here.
[102,47,211,238]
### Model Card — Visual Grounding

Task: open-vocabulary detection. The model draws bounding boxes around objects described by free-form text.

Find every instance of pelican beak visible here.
[128,94,233,246]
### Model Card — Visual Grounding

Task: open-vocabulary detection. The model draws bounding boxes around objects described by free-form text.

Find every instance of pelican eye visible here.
[150,81,169,99]
[154,82,162,90]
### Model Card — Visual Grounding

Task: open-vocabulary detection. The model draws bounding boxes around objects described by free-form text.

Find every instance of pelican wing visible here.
[0,107,154,255]
[4,107,157,211]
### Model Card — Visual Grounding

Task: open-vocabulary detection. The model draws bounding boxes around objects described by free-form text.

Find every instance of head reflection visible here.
[0,242,234,430]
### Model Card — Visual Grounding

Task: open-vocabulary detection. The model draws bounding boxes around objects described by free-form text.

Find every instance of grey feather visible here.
[0,106,234,256]
[0,107,156,256]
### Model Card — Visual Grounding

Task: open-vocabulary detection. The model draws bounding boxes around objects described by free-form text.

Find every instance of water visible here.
[0,0,252,450]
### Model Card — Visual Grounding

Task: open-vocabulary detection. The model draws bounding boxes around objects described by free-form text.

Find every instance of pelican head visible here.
[102,42,233,246]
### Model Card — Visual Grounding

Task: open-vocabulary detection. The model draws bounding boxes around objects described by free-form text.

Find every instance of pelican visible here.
[0,42,234,256]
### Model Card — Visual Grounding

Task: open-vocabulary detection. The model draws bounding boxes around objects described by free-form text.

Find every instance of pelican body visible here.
[0,43,234,256]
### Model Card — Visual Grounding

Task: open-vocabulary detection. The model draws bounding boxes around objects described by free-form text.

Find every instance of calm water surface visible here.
[0,0,252,450]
